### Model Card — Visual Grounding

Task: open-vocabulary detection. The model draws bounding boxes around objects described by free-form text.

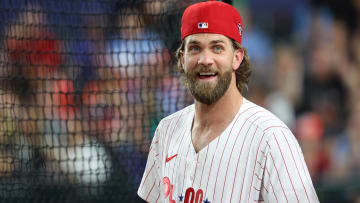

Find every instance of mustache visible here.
[193,65,218,74]
[181,65,219,80]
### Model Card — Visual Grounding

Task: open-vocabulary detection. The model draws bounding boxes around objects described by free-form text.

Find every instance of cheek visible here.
[184,56,198,70]
[218,57,233,70]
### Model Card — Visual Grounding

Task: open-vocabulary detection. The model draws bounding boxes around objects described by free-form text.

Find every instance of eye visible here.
[188,45,200,53]
[213,45,224,53]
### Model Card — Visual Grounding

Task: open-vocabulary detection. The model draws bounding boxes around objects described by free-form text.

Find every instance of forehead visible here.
[184,33,232,46]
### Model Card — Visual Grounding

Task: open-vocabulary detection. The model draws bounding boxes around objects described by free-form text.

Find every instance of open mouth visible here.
[197,72,218,80]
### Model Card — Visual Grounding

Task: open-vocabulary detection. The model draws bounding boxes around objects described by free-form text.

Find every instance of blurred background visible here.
[0,0,359,202]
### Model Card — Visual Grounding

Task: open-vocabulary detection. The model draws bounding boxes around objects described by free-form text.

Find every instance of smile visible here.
[197,72,218,80]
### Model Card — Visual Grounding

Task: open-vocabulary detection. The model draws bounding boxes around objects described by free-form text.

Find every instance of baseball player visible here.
[138,1,319,202]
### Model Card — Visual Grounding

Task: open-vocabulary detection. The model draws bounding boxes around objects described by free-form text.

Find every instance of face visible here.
[180,33,242,104]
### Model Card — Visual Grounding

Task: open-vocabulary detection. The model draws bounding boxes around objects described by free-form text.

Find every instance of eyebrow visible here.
[187,39,226,45]
[187,40,200,45]
[209,40,226,44]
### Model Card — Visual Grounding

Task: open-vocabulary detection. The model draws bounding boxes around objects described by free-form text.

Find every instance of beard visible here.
[182,65,232,105]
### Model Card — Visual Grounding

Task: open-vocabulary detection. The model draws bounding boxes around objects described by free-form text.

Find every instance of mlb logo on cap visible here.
[198,22,208,29]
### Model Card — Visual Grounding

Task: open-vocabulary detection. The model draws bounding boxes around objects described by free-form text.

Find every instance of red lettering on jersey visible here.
[185,187,204,203]
[184,187,195,203]
[162,177,175,203]
[162,177,207,203]
[195,189,203,203]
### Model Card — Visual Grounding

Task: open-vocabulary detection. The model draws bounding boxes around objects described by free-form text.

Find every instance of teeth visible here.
[199,72,216,76]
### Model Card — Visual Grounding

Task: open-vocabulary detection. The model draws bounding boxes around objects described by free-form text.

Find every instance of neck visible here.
[190,76,244,153]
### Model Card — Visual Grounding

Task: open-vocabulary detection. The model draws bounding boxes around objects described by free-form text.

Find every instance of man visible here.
[138,1,319,202]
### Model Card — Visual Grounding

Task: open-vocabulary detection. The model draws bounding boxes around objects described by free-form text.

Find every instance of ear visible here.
[232,48,244,71]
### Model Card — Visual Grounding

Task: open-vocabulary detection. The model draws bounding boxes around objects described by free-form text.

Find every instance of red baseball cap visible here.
[181,1,243,44]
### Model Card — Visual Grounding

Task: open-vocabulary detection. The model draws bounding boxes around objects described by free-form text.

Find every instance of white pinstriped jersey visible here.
[138,98,319,203]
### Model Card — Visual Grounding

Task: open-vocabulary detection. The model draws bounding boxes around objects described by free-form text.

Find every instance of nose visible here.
[197,50,214,67]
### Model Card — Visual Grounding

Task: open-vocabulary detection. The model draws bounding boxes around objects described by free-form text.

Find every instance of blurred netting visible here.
[0,0,195,202]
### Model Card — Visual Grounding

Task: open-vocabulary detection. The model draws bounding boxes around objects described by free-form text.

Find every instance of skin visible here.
[180,33,244,153]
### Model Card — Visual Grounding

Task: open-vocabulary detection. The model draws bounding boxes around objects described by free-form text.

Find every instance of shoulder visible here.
[239,98,292,136]
[161,104,194,122]
[240,99,302,158]
[239,99,303,159]
[156,104,194,131]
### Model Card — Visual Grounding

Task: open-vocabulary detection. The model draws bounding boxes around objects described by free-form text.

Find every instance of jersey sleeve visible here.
[137,123,163,202]
[261,127,319,203]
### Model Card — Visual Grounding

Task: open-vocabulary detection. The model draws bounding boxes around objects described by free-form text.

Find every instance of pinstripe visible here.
[181,141,192,191]
[282,130,310,202]
[138,100,319,203]
[204,134,221,197]
[145,179,157,201]
[162,119,174,164]
[165,111,185,163]
[273,133,300,202]
[192,154,200,186]
[246,117,278,202]
[212,108,244,200]
[155,181,161,203]
[142,161,156,187]
[199,145,210,188]
[171,126,188,183]
[269,152,289,202]
[293,134,319,199]
[265,166,279,203]
[263,125,289,132]
[247,132,266,203]
[224,111,264,202]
